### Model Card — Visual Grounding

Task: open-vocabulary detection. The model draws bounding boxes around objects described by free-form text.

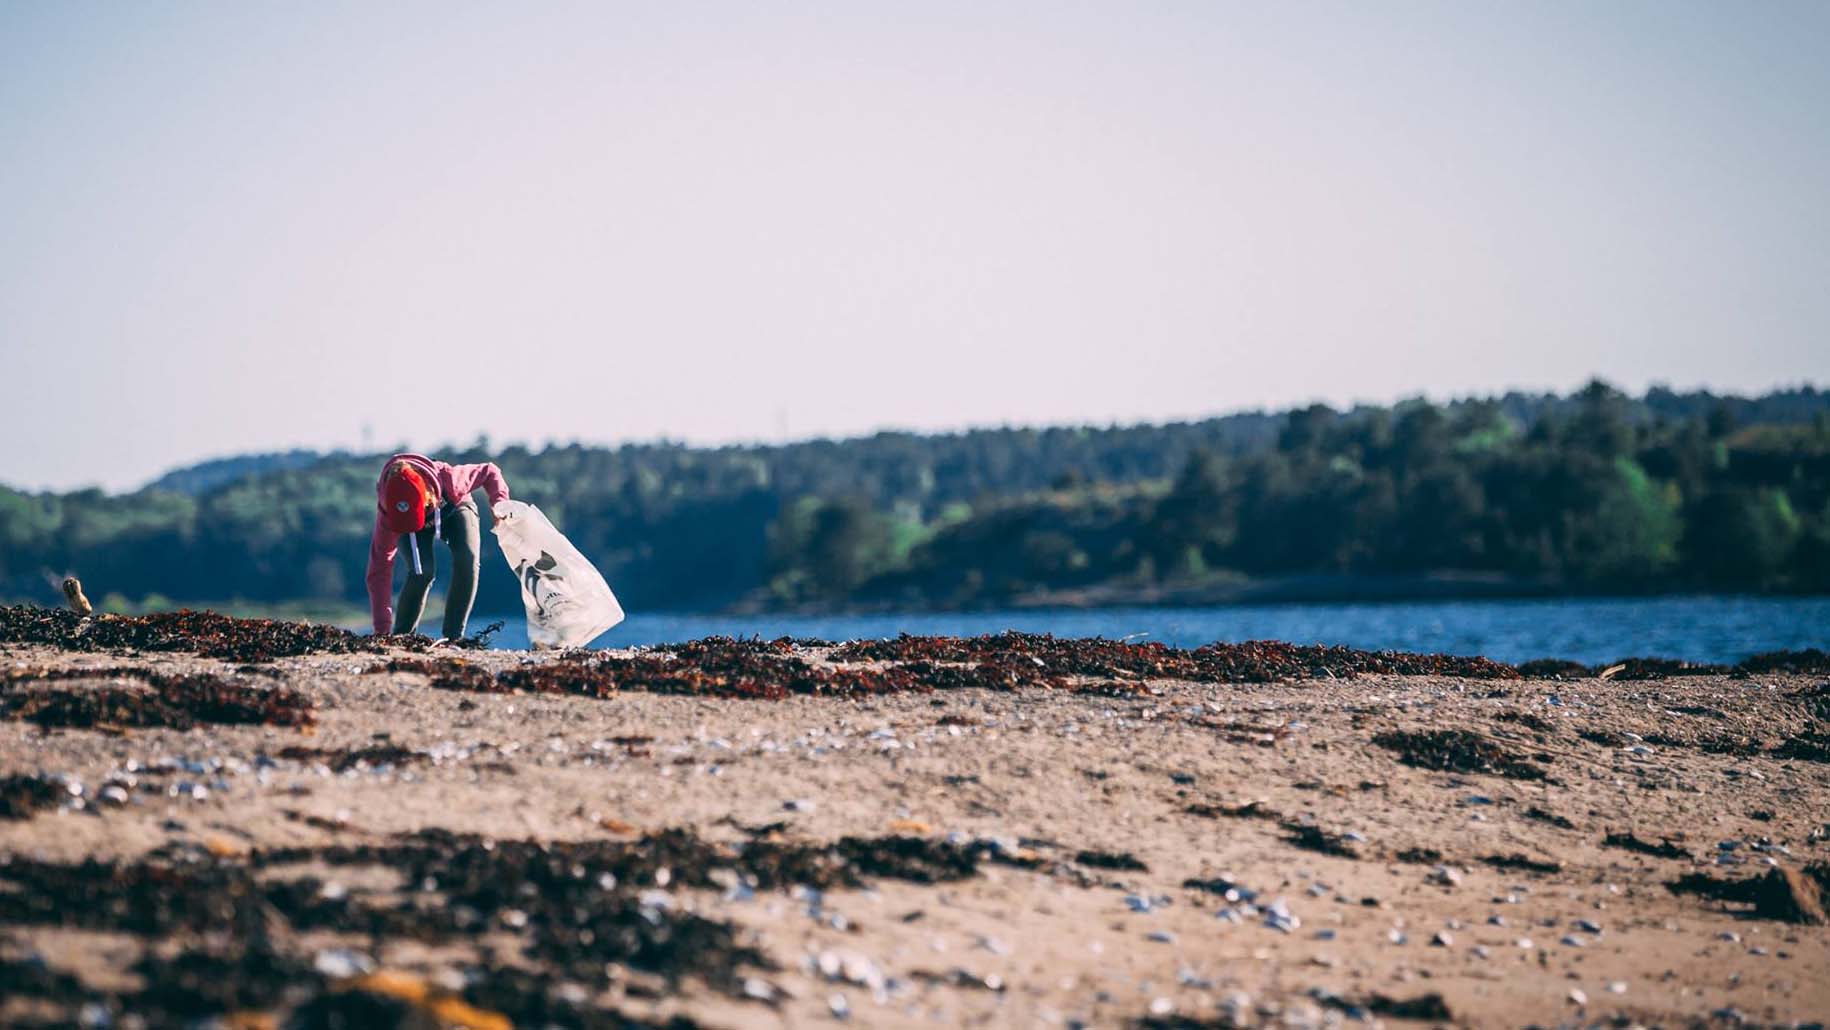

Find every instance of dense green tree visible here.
[1682,488,1801,589]
[766,497,897,603]
[3,384,1828,613]
[1148,454,1237,577]
[1792,501,1830,592]
[1568,379,1637,458]
[1575,459,1683,583]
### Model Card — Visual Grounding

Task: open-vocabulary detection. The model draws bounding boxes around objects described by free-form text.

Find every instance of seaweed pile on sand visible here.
[1603,832,1689,860]
[1737,648,1830,675]
[0,605,426,662]
[0,825,1017,1026]
[1524,649,1830,680]
[0,774,64,820]
[384,636,1074,701]
[1514,658,1592,679]
[376,634,1830,703]
[8,603,1827,685]
[381,633,1537,702]
[272,743,430,773]
[1665,864,1830,925]
[831,632,1521,682]
[1596,657,1731,680]
[1,665,315,730]
[1370,728,1550,781]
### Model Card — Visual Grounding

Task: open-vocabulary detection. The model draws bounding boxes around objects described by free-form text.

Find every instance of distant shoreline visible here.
[735,575,1830,617]
[11,579,1828,626]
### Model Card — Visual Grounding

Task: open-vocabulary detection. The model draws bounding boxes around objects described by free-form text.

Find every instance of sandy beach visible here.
[2,615,1827,1029]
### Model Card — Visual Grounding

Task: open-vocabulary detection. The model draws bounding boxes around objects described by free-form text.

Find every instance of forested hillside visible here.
[3,383,1827,617]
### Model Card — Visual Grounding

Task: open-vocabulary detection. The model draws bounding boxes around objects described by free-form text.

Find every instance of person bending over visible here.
[365,452,510,639]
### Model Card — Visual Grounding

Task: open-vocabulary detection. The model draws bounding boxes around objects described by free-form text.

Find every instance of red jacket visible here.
[365,453,510,634]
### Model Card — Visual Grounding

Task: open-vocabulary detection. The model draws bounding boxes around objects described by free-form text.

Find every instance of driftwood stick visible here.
[62,576,93,617]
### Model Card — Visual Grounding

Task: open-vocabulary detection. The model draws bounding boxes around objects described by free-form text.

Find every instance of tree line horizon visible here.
[3,381,1828,617]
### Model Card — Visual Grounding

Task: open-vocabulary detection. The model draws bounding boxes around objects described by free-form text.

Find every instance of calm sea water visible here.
[471,595,1830,666]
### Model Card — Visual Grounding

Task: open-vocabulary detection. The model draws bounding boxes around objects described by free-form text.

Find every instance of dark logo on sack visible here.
[518,551,567,618]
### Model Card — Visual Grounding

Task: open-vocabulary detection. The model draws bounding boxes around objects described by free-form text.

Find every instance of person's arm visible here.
[447,462,510,508]
[364,513,398,635]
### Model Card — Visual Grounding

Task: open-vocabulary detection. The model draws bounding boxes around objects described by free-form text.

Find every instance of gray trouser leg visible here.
[441,501,481,640]
[392,523,439,634]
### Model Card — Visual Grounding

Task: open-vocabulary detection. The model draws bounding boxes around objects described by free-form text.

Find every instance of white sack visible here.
[491,500,624,649]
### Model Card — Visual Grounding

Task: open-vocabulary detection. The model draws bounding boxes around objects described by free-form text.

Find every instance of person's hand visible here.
[491,501,514,522]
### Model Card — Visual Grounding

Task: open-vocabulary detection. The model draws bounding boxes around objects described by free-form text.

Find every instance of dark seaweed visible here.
[1666,864,1830,924]
[0,774,64,820]
[1771,732,1830,763]
[1602,831,1688,859]
[1371,728,1548,780]
[1494,710,1555,732]
[285,987,423,1030]
[1480,852,1562,875]
[1642,730,1765,757]
[131,945,317,1020]
[1394,847,1444,865]
[0,824,1015,1025]
[1185,799,1282,821]
[1792,681,1830,722]
[1579,728,1629,747]
[1282,822,1363,859]
[8,603,1819,689]
[1516,658,1591,679]
[0,956,100,1007]
[0,604,412,662]
[1737,649,1830,675]
[1074,849,1149,872]
[392,633,1536,703]
[1603,657,1729,681]
[448,619,505,650]
[1129,989,1454,1026]
[1,665,314,730]
[1523,806,1576,830]
[1311,989,1454,1022]
[273,744,430,773]
[395,640,1071,701]
[830,632,1519,682]
[838,835,989,882]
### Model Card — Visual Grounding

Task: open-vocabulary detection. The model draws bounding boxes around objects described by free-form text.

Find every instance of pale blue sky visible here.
[3,1,1826,491]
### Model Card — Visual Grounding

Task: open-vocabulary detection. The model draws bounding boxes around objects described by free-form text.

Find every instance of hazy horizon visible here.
[6,2,1827,492]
